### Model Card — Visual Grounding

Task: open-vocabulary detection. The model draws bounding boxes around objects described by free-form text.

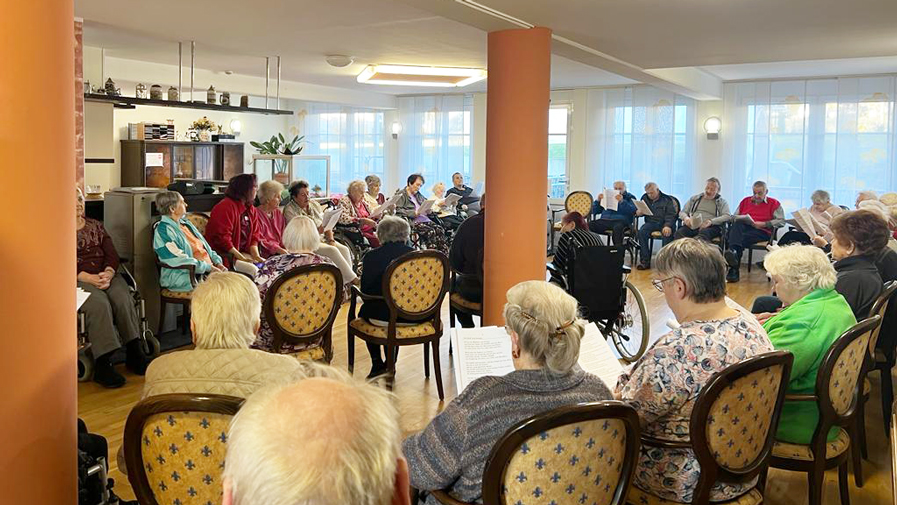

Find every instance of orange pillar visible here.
[483,27,551,324]
[0,2,77,504]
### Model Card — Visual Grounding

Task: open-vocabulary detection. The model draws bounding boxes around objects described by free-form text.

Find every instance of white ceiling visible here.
[700,56,897,82]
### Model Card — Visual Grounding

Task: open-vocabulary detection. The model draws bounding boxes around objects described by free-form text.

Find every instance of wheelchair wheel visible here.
[142,331,162,357]
[78,351,94,382]
[608,280,649,363]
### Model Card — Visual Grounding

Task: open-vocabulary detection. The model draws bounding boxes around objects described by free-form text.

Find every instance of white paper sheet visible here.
[234,260,259,277]
[603,188,620,211]
[689,213,705,229]
[578,323,625,389]
[145,152,164,167]
[792,209,817,237]
[321,208,342,232]
[418,198,436,216]
[76,288,91,310]
[633,200,653,216]
[442,193,462,207]
[733,214,756,225]
[371,192,403,218]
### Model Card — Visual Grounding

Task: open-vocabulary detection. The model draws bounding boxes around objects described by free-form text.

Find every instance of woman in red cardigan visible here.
[206,173,265,266]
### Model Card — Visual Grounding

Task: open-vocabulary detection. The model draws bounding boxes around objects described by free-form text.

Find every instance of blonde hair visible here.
[764,245,837,295]
[431,182,445,195]
[503,281,585,374]
[347,180,366,195]
[223,364,400,505]
[282,216,321,252]
[190,272,259,349]
[258,180,284,204]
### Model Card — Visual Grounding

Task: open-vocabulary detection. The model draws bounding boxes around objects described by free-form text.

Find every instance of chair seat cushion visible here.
[450,293,482,311]
[292,346,326,362]
[349,318,437,339]
[627,486,762,505]
[161,288,192,300]
[772,427,850,461]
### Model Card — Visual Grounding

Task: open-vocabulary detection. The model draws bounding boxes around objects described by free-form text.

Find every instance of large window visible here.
[548,106,570,199]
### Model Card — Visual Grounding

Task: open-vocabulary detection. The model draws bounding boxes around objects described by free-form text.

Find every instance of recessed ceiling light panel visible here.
[357,64,486,87]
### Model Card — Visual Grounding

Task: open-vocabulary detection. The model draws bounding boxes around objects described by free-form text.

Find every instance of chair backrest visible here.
[263,262,342,358]
[124,393,244,505]
[568,245,625,322]
[689,351,794,503]
[186,212,210,236]
[565,191,594,217]
[867,281,897,355]
[482,401,640,505]
[384,249,449,321]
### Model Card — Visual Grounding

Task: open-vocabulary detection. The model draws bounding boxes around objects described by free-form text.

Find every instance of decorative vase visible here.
[207,86,216,104]
[167,86,179,101]
[273,172,290,185]
[240,95,249,107]
[199,129,211,142]
[150,84,163,100]
[220,91,230,106]
[135,83,147,99]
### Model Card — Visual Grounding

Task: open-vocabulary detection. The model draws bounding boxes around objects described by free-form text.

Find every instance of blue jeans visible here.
[638,221,673,264]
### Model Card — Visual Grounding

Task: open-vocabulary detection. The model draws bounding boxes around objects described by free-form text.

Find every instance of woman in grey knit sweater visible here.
[402,281,613,504]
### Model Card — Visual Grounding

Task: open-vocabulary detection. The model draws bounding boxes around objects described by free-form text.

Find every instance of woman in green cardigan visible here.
[761,245,857,444]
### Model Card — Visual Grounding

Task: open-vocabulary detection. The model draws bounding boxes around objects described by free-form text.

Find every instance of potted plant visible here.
[190,116,218,142]
[250,134,304,184]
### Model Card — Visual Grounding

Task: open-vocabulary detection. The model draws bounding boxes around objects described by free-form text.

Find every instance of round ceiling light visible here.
[325,55,355,68]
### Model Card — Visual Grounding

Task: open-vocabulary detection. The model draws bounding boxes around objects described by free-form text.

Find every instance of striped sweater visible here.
[402,367,612,504]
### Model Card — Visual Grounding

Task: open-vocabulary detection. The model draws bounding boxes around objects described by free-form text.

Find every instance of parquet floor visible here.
[77,266,894,504]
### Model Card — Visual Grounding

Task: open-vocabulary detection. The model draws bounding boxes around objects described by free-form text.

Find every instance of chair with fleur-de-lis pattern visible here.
[770,316,881,505]
[626,350,794,505]
[263,263,342,362]
[124,393,244,505]
[347,249,450,399]
[554,191,595,232]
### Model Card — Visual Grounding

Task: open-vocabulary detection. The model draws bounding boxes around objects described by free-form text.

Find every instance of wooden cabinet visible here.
[121,140,244,187]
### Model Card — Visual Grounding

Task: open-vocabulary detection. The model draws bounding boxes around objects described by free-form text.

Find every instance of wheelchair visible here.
[332,223,372,276]
[548,243,649,363]
[77,262,160,382]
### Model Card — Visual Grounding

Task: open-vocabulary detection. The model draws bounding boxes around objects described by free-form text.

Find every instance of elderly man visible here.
[723,181,784,282]
[589,180,637,246]
[635,182,679,270]
[673,177,731,242]
[222,366,411,505]
[446,172,481,213]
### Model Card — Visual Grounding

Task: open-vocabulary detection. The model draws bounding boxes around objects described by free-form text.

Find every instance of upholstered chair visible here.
[185,212,210,237]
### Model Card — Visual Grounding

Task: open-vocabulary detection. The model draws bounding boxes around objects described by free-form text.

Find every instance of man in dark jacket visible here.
[635,182,679,269]
[449,194,485,328]
[589,180,637,246]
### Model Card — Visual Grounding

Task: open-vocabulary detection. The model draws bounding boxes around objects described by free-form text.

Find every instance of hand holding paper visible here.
[633,200,653,216]
[603,188,619,211]
[417,199,435,216]
[371,192,402,218]
[321,208,343,232]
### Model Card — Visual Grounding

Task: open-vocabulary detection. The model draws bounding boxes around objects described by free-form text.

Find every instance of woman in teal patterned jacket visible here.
[153,191,225,292]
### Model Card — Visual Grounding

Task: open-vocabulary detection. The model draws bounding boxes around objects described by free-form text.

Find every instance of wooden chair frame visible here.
[745,223,784,273]
[123,393,244,505]
[262,262,342,362]
[152,220,197,334]
[638,351,794,504]
[640,195,681,264]
[347,250,450,399]
[770,316,881,505]
[449,267,483,330]
[564,190,594,219]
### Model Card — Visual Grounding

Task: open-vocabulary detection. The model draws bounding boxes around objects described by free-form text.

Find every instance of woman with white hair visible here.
[778,189,844,246]
[338,179,381,248]
[615,238,773,503]
[402,281,613,505]
[253,216,336,354]
[364,174,386,207]
[256,179,288,258]
[761,245,856,444]
[153,191,225,293]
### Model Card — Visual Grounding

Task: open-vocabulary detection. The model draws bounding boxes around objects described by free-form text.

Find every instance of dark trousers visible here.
[637,221,673,263]
[727,222,772,260]
[367,343,399,366]
[451,277,482,329]
[589,219,627,245]
[779,230,813,246]
[751,295,783,314]
[673,224,722,242]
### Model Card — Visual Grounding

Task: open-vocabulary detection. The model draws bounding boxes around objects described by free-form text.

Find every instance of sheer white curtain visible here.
[397,95,473,196]
[588,86,695,200]
[723,76,897,212]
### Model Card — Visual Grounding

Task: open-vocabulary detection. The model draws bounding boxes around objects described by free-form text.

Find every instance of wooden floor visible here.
[78,266,895,504]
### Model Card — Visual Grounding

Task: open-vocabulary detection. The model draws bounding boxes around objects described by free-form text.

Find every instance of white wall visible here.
[695,100,726,197]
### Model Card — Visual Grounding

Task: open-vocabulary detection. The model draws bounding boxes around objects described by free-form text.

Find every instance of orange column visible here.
[0,2,77,504]
[483,27,551,324]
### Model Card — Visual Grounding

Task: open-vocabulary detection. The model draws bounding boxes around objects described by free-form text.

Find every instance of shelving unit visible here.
[84,93,292,116]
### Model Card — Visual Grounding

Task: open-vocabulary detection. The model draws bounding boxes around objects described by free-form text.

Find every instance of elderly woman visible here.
[403,280,613,505]
[256,180,288,258]
[394,173,448,254]
[779,189,844,246]
[760,245,856,444]
[206,173,264,265]
[365,174,386,207]
[550,211,604,287]
[77,188,148,388]
[338,180,381,248]
[153,191,225,292]
[283,180,357,284]
[615,238,773,503]
[253,216,336,354]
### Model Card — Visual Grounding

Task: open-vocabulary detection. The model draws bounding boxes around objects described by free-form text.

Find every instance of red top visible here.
[256,207,286,258]
[737,196,781,235]
[206,196,261,262]
[77,218,120,274]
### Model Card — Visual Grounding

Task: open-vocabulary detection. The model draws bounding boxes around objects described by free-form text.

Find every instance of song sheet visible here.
[76,288,91,310]
[321,208,343,232]
[417,198,436,216]
[603,188,620,211]
[442,193,462,207]
[689,213,705,229]
[733,214,756,225]
[633,200,653,216]
[792,209,817,237]
[371,192,403,218]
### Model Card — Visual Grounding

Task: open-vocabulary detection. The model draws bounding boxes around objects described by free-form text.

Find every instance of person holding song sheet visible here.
[338,180,381,248]
[364,174,386,207]
[588,180,637,246]
[394,173,449,254]
[723,181,784,282]
[778,190,843,247]
[615,239,772,503]
[635,182,679,270]
[402,281,612,505]
[256,180,289,257]
[673,177,730,242]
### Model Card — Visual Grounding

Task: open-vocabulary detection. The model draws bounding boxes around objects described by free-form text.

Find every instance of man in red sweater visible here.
[725,181,784,282]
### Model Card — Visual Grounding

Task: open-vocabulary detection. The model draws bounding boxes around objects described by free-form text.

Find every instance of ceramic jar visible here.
[168,86,179,101]
[240,95,249,107]
[150,84,163,100]
[220,91,230,106]
[207,85,216,104]
[135,83,147,99]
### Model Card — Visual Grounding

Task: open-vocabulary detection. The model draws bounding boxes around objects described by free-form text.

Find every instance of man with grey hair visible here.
[674,177,730,242]
[636,182,679,270]
[723,180,784,283]
[222,366,411,505]
[589,180,637,245]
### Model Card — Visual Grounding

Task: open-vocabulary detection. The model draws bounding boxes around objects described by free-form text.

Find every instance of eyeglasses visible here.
[652,277,678,292]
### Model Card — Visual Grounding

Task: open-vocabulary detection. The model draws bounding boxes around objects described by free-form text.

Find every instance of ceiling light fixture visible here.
[325,55,355,68]
[357,64,486,88]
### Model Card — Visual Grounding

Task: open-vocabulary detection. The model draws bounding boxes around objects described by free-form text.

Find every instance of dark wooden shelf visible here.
[84,93,292,116]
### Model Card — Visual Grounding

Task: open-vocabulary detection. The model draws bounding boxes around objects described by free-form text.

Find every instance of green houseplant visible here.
[250,134,304,184]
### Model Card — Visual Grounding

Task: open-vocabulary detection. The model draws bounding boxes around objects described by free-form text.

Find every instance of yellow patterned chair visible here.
[262,263,342,362]
[425,401,640,505]
[124,393,243,505]
[627,350,794,505]
[770,316,880,505]
[347,250,449,399]
[185,212,210,237]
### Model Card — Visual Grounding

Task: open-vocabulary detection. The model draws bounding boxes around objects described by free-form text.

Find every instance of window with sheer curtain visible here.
[300,103,385,195]
[397,95,473,196]
[723,77,897,213]
[548,105,570,198]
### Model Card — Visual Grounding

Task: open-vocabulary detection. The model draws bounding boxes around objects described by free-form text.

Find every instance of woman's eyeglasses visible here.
[652,277,677,292]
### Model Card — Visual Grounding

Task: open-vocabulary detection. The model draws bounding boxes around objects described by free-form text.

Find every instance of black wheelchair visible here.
[332,222,372,276]
[548,244,649,363]
[77,262,160,382]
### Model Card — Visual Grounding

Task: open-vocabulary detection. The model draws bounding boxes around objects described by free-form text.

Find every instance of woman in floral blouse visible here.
[338,180,381,248]
[615,238,773,503]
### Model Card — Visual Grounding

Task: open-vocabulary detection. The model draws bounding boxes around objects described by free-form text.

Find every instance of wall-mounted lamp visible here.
[704,116,721,140]
[229,119,242,135]
[391,121,403,139]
